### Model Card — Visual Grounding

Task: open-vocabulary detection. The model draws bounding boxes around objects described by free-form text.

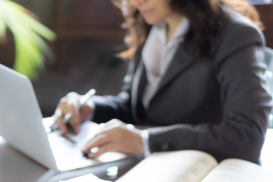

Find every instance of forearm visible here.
[91,94,135,124]
[147,111,270,164]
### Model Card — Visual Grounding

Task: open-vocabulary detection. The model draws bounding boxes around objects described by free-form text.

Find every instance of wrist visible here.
[82,99,95,121]
[134,131,144,155]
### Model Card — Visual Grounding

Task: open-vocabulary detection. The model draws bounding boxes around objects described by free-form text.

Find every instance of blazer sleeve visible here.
[91,59,136,124]
[147,25,272,163]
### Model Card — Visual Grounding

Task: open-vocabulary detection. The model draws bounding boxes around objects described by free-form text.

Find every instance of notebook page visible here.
[201,158,272,182]
[116,150,217,182]
[261,129,273,172]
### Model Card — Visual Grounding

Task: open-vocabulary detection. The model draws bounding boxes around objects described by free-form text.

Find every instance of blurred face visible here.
[131,0,174,25]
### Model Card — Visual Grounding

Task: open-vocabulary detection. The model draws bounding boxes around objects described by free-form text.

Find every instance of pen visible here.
[50,89,96,132]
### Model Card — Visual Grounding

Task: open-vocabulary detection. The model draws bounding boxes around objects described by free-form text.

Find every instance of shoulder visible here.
[215,6,265,61]
[219,6,265,44]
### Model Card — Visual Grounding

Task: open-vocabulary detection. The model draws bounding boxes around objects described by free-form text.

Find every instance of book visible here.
[115,150,272,182]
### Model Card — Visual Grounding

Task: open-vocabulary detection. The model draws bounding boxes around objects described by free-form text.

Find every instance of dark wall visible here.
[63,0,123,29]
[1,0,125,69]
[7,1,273,46]
[255,4,273,49]
[11,0,124,33]
[1,1,273,69]
[53,0,125,40]
[11,0,54,26]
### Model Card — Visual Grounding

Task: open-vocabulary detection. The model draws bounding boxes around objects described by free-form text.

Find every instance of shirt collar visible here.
[153,17,190,46]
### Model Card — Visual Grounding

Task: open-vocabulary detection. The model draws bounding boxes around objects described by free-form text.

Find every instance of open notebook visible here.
[115,150,272,182]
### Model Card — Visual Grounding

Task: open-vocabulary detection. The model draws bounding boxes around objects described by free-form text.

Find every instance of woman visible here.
[52,0,272,164]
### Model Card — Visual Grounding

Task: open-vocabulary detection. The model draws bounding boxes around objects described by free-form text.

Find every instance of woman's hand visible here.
[81,119,144,158]
[52,92,95,134]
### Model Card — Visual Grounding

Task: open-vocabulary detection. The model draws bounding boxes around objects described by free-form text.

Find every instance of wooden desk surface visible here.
[0,135,142,182]
[0,137,47,182]
[0,129,272,182]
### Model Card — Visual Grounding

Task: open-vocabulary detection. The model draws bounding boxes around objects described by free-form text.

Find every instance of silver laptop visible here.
[0,64,127,172]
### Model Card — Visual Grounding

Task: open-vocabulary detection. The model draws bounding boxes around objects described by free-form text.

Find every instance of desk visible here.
[261,129,273,172]
[0,137,46,182]
[0,135,142,182]
[0,129,272,182]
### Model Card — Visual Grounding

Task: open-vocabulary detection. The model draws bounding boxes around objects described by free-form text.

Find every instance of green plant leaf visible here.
[0,12,7,44]
[0,0,56,79]
[6,1,56,41]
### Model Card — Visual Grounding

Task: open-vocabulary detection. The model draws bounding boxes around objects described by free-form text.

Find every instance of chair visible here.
[264,47,273,128]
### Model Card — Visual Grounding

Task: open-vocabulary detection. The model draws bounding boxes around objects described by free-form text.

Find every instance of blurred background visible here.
[0,0,272,118]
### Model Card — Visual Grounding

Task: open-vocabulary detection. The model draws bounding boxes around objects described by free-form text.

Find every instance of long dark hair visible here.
[113,0,263,61]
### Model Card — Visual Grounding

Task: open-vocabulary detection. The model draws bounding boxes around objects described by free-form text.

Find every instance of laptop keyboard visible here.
[47,132,98,170]
[43,121,127,171]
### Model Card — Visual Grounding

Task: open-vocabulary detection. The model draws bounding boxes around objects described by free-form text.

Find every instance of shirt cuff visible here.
[141,129,151,157]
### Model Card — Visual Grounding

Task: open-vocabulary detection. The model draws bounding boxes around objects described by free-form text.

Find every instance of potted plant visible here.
[0,0,56,79]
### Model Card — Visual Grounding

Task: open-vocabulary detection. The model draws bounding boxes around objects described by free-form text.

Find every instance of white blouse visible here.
[141,17,190,109]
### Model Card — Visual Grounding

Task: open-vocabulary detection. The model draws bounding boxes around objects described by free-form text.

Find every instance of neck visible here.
[165,13,184,43]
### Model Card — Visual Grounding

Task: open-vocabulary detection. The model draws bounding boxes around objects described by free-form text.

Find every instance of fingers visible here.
[51,92,83,134]
[81,120,144,158]
[51,103,68,133]
[107,119,127,128]
[88,143,116,158]
[82,133,111,153]
[66,101,81,133]
[81,131,117,158]
[55,114,68,134]
[97,119,127,133]
[81,99,95,121]
[65,92,81,124]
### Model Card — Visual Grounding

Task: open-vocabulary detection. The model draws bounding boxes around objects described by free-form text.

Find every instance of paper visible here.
[63,121,100,147]
[201,159,272,182]
[116,150,218,182]
[261,129,273,172]
[43,118,104,147]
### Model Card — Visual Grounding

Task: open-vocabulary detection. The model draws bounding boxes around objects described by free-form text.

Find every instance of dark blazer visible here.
[91,8,272,163]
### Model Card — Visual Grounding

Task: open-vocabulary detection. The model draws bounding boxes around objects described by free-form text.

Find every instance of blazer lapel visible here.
[155,43,195,96]
[132,43,195,119]
[131,60,147,123]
